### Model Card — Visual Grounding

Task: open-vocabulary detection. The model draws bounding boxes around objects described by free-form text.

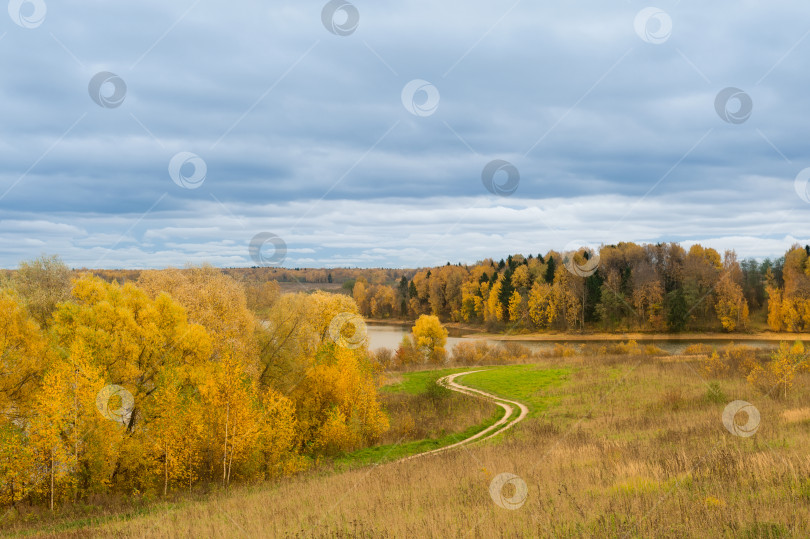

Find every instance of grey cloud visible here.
[1,0,809,267]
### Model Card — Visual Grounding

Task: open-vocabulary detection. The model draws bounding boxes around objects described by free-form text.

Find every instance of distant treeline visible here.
[345,242,783,333]
[11,241,809,333]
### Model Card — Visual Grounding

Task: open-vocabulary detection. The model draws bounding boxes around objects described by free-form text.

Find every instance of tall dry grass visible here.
[378,386,497,445]
[27,353,810,538]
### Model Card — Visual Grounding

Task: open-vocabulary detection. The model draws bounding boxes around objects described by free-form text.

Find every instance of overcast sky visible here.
[1,0,809,269]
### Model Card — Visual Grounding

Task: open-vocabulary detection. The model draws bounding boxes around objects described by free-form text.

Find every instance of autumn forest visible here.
[0,240,808,522]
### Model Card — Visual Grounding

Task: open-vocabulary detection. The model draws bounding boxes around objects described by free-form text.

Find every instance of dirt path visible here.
[399,370,528,461]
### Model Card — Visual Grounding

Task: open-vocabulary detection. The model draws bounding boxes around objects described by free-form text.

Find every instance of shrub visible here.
[424,379,452,401]
[703,351,729,377]
[720,344,759,375]
[643,344,667,356]
[371,347,394,370]
[747,341,808,398]
[393,336,420,368]
[683,343,711,356]
[705,382,726,404]
[500,342,533,362]
[451,340,495,365]
[702,344,759,378]
[545,343,577,357]
[606,340,641,355]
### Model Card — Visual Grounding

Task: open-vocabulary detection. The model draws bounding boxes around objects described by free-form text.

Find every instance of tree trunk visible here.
[73,367,79,503]
[226,423,238,485]
[49,454,54,512]
[164,442,169,497]
[222,401,229,486]
[581,283,585,331]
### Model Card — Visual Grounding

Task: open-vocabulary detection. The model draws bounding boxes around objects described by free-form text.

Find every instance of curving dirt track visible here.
[399,369,529,462]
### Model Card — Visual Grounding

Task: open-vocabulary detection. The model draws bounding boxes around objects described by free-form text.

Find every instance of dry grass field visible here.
[21,350,808,538]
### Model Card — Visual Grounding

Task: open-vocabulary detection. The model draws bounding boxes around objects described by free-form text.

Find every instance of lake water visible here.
[364,323,472,352]
[364,323,781,356]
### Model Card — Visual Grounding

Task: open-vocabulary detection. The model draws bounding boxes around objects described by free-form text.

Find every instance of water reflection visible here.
[365,323,779,356]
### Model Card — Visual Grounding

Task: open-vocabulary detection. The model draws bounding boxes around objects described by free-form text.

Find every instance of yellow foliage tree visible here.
[199,348,262,486]
[0,289,47,421]
[511,265,530,289]
[528,282,555,329]
[0,422,32,507]
[28,367,74,510]
[352,280,368,315]
[508,289,525,323]
[459,281,482,322]
[552,265,581,330]
[714,274,749,332]
[137,266,259,375]
[144,365,204,495]
[51,275,212,492]
[411,314,448,364]
[295,344,388,455]
[486,279,503,323]
[255,388,300,478]
[370,286,397,318]
[748,341,807,398]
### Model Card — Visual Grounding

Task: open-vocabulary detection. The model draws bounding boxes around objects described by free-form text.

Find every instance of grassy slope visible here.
[28,357,810,538]
[1,366,507,537]
[338,365,570,467]
[458,364,569,418]
[81,355,810,537]
[333,414,502,468]
[337,367,501,467]
[379,366,478,395]
[78,364,572,537]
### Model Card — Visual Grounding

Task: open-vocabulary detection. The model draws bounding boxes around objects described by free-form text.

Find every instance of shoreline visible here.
[364,319,808,342]
[460,331,810,342]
